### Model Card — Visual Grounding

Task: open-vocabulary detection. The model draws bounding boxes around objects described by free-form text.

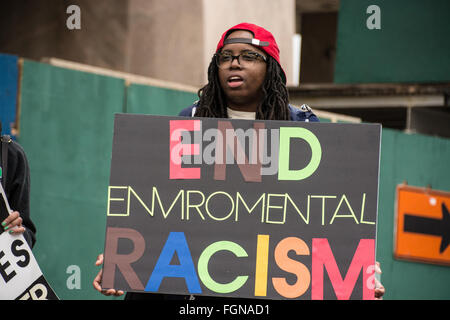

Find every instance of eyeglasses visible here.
[215,51,267,69]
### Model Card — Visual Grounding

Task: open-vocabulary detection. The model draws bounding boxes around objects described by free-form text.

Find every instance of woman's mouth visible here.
[227,76,244,88]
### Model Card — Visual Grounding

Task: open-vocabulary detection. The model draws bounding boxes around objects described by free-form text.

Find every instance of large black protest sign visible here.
[102,114,381,300]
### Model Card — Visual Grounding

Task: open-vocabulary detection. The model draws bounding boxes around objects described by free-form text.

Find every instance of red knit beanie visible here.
[216,22,286,83]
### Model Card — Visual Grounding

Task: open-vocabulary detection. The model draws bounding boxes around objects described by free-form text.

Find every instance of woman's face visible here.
[217,30,267,111]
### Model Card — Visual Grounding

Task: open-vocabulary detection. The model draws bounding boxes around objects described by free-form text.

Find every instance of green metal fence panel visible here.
[334,0,450,83]
[18,60,126,299]
[377,128,450,299]
[125,83,198,116]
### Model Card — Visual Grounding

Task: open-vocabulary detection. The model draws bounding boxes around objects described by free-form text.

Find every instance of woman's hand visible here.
[2,211,25,234]
[374,261,385,300]
[93,253,125,297]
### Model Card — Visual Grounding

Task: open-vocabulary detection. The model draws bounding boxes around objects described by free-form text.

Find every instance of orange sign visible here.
[394,185,450,266]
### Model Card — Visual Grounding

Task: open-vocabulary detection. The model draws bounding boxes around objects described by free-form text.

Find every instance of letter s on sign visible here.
[11,239,30,268]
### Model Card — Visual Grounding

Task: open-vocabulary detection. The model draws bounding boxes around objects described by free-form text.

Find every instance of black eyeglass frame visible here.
[215,51,267,69]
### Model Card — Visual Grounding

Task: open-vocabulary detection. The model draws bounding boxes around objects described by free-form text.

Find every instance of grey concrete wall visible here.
[126,0,204,87]
[0,0,128,71]
[1,0,295,87]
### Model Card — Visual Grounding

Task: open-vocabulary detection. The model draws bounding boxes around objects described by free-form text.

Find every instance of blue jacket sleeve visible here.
[288,104,320,122]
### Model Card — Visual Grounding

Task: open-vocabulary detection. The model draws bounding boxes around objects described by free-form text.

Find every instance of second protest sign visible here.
[102,114,381,300]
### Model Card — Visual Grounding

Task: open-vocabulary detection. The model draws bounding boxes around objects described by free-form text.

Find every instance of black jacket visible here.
[0,137,36,248]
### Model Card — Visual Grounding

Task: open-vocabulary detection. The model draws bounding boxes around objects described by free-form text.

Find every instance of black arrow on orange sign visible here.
[403,203,450,254]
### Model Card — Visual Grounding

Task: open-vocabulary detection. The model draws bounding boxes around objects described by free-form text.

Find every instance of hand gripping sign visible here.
[102,114,381,300]
[0,181,58,300]
[0,232,58,300]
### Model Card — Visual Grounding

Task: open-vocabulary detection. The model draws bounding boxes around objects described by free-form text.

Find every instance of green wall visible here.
[334,0,450,298]
[126,83,197,115]
[18,61,125,299]
[17,60,198,299]
[334,0,450,83]
[15,60,450,300]
[377,129,450,299]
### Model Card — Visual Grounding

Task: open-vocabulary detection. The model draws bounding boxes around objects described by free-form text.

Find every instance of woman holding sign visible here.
[93,22,384,300]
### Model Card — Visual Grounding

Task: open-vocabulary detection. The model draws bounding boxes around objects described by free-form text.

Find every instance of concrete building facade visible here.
[1,0,295,88]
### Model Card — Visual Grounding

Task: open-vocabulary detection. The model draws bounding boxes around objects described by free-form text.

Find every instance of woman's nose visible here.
[230,55,241,68]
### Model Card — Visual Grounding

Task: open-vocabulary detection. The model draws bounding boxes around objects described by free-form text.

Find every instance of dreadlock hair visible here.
[194,55,291,120]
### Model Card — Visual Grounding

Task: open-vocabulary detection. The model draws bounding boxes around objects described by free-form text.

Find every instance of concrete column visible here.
[126,0,204,88]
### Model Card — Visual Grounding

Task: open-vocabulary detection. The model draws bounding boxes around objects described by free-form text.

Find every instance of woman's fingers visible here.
[93,269,104,292]
[2,211,25,234]
[93,253,124,297]
[375,282,385,299]
[95,253,104,266]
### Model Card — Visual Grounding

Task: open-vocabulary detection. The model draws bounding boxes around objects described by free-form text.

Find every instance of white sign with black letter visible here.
[0,232,58,300]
